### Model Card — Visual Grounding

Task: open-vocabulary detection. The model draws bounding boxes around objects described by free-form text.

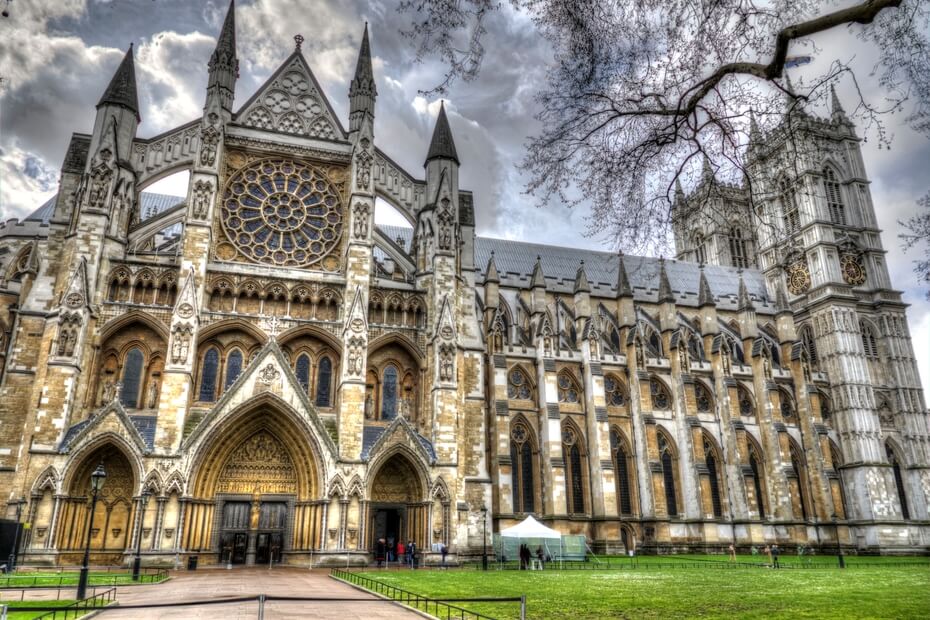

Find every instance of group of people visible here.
[518,544,547,570]
[375,537,418,568]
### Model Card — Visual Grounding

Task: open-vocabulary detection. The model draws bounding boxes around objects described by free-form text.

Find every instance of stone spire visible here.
[749,108,761,143]
[701,154,714,183]
[830,85,849,123]
[349,22,377,133]
[737,272,755,311]
[484,251,500,283]
[774,278,791,315]
[657,258,674,303]
[425,101,459,165]
[574,260,590,294]
[698,265,715,307]
[674,178,685,205]
[616,252,633,298]
[530,255,546,289]
[97,45,140,121]
[207,0,238,113]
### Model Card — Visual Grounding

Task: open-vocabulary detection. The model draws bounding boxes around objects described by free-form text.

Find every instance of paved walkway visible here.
[94,567,423,619]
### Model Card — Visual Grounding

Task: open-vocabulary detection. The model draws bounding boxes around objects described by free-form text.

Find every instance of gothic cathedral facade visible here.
[0,3,927,567]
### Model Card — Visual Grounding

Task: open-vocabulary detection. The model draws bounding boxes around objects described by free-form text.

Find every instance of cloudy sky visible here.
[1,0,928,394]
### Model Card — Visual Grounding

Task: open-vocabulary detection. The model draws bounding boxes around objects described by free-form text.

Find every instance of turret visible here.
[657,258,677,332]
[697,265,718,336]
[616,252,635,328]
[736,271,758,339]
[89,45,139,165]
[206,0,238,116]
[349,23,377,135]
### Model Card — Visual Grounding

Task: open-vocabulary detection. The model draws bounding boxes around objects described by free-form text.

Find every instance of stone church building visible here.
[1,2,927,566]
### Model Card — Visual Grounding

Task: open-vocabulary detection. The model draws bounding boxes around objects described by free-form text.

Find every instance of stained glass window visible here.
[780,391,795,419]
[510,422,535,513]
[611,430,633,515]
[659,434,678,516]
[887,444,909,519]
[704,440,723,517]
[381,365,398,420]
[120,347,144,408]
[295,354,311,394]
[316,356,332,407]
[224,349,243,391]
[558,372,580,403]
[650,379,670,410]
[738,386,754,417]
[695,382,712,413]
[749,448,766,518]
[220,159,343,268]
[199,347,220,402]
[507,368,532,400]
[605,375,626,407]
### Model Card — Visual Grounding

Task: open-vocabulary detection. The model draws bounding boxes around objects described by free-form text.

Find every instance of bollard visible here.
[1,604,7,620]
[520,594,526,620]
[257,593,265,620]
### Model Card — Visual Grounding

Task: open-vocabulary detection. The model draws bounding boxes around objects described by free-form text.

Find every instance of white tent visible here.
[498,516,562,568]
[500,516,561,539]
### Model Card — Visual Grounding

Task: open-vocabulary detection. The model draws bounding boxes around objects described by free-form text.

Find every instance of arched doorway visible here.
[367,453,426,553]
[58,444,137,564]
[187,402,323,566]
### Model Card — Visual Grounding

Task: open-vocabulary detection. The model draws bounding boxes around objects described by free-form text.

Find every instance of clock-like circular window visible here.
[220,159,343,267]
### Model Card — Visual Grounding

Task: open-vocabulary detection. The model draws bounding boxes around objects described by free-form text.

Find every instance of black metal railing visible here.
[331,568,526,620]
[1,586,117,619]
[0,567,168,588]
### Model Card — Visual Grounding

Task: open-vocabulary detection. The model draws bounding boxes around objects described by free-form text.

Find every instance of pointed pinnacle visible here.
[574,260,590,294]
[425,101,459,165]
[531,255,546,288]
[97,45,140,121]
[616,252,633,298]
[698,265,715,308]
[830,85,846,119]
[485,251,500,283]
[702,154,714,182]
[737,272,755,311]
[657,258,675,303]
[350,22,377,97]
[674,178,685,203]
[775,278,791,314]
[749,108,761,142]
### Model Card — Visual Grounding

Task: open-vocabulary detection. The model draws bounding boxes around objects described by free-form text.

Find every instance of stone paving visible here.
[91,567,423,619]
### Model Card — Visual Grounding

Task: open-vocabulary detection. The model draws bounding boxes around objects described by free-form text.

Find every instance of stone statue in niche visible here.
[352,202,370,239]
[762,354,772,380]
[57,316,80,357]
[437,198,454,251]
[355,138,372,188]
[721,349,732,377]
[102,379,121,404]
[171,325,192,365]
[364,392,374,419]
[439,344,455,382]
[87,165,112,210]
[192,180,213,220]
[249,491,261,530]
[634,336,646,369]
[678,339,690,373]
[200,114,220,167]
[147,378,160,409]
[346,337,365,377]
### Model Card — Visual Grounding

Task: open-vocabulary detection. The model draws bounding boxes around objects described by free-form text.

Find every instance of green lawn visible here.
[0,571,167,588]
[351,560,930,619]
[0,600,96,619]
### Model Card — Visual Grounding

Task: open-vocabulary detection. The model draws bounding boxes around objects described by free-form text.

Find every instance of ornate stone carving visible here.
[146,378,159,409]
[437,197,454,252]
[102,379,121,404]
[258,363,281,385]
[352,201,370,239]
[216,431,297,494]
[346,336,366,377]
[65,292,84,309]
[355,138,373,189]
[56,314,81,358]
[200,114,220,167]
[87,163,113,210]
[439,343,456,382]
[191,179,213,220]
[170,324,193,365]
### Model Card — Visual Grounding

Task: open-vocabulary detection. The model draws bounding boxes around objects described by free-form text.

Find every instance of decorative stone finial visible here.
[294,34,304,51]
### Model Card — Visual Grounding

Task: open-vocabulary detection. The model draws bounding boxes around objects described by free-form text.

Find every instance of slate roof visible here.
[58,414,157,452]
[376,224,773,312]
[97,46,140,120]
[25,192,184,226]
[425,102,459,165]
[360,423,436,461]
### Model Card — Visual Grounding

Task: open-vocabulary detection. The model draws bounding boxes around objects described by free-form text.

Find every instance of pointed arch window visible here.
[224,349,243,391]
[507,367,533,400]
[659,433,679,517]
[315,356,332,407]
[650,378,671,410]
[510,422,536,514]
[295,354,311,394]
[737,385,755,418]
[120,347,144,408]
[779,389,796,420]
[557,371,581,404]
[604,375,627,408]
[748,444,767,519]
[780,177,800,233]
[729,227,749,269]
[381,365,398,420]
[704,438,724,518]
[694,233,706,265]
[562,425,586,515]
[823,167,846,225]
[801,326,818,369]
[886,444,909,519]
[830,442,849,519]
[198,347,220,402]
[610,430,634,516]
[860,323,879,359]
[789,445,810,521]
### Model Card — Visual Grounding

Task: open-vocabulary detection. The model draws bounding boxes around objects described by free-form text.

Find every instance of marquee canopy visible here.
[499,516,562,539]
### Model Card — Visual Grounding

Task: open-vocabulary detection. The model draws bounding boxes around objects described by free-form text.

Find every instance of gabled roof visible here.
[235,49,347,141]
[98,46,140,121]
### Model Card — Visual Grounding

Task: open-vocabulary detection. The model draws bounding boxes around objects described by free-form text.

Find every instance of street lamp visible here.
[480,506,488,571]
[77,464,106,601]
[831,513,845,569]
[132,491,152,581]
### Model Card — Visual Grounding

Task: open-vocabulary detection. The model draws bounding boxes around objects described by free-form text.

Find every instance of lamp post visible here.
[132,491,151,581]
[6,498,24,572]
[480,506,488,571]
[76,464,106,601]
[831,513,845,569]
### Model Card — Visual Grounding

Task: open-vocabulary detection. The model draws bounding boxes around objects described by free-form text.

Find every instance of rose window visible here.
[221,159,343,267]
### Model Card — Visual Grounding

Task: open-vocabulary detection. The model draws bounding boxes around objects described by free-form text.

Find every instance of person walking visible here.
[408,540,417,569]
[376,538,386,568]
[771,544,780,569]
[764,545,772,567]
[396,540,406,567]
[728,543,736,562]
[535,546,545,570]
[440,543,449,569]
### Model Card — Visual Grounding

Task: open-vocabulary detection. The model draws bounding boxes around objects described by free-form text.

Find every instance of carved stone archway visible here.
[366,453,428,553]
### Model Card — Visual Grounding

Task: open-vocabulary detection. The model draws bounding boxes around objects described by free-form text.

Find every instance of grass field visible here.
[0,600,92,619]
[0,570,167,588]
[354,556,930,619]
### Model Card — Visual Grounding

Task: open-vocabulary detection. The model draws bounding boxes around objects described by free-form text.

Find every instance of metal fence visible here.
[331,568,526,620]
[0,568,168,588]
[0,587,117,620]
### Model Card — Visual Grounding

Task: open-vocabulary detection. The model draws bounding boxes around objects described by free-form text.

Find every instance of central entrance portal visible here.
[219,499,288,565]
[371,505,405,552]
